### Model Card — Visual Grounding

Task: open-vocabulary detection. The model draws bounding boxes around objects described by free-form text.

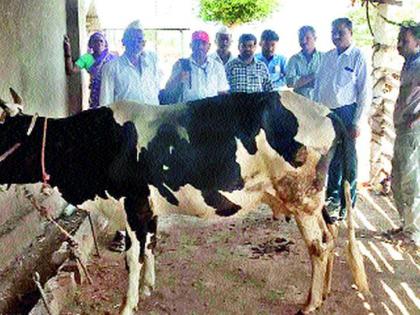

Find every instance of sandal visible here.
[109,231,126,252]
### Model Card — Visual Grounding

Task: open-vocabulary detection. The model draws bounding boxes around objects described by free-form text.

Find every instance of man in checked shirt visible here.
[225,33,274,93]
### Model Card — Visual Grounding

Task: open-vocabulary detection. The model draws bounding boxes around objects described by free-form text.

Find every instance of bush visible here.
[199,0,279,27]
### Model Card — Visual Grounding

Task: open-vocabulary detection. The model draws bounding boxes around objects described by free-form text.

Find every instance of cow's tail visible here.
[344,181,370,294]
[332,114,370,294]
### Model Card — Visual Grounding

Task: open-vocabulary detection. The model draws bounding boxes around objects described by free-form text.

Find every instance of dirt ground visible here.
[60,188,419,315]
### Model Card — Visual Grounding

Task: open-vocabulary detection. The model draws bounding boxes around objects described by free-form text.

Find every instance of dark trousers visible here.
[327,104,358,215]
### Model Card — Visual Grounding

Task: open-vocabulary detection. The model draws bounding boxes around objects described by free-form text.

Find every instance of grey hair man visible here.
[100,20,160,106]
[209,26,235,66]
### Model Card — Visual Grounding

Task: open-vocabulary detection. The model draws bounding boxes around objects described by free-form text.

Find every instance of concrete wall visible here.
[0,1,91,307]
[0,0,69,117]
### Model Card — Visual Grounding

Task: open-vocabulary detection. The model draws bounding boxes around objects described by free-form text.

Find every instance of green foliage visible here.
[348,6,377,47]
[348,0,420,47]
[400,20,420,39]
[199,0,279,27]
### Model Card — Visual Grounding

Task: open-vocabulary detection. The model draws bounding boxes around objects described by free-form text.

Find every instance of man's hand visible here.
[348,125,360,138]
[295,74,315,89]
[407,114,420,129]
[63,35,71,56]
[178,70,190,82]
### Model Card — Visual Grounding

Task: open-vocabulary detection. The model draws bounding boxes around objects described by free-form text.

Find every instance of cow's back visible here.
[110,92,336,218]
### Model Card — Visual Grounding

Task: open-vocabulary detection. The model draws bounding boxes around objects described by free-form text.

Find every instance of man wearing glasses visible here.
[225,33,273,93]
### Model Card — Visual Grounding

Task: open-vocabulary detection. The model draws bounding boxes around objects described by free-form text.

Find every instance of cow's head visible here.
[0,88,24,123]
[0,88,27,163]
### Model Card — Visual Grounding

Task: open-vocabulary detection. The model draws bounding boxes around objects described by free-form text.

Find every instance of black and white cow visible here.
[0,89,367,314]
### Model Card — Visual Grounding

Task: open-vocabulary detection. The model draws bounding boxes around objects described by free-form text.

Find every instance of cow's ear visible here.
[9,87,24,105]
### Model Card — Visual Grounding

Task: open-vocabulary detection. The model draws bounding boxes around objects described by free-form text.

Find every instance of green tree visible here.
[199,0,279,27]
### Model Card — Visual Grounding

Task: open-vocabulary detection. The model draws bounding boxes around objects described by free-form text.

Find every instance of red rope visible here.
[41,118,50,187]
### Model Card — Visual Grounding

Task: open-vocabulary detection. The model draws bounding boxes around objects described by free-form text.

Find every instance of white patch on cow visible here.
[4,103,23,117]
[26,113,38,136]
[0,103,22,124]
[225,128,325,217]
[121,224,141,315]
[169,145,174,154]
[140,232,155,296]
[219,129,294,211]
[163,164,169,171]
[110,101,190,158]
[149,184,217,218]
[77,193,126,231]
[280,91,335,155]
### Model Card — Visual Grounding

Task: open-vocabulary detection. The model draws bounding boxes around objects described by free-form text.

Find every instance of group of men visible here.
[100,17,367,215]
[95,17,419,247]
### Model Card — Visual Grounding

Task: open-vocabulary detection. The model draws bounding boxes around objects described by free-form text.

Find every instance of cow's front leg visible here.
[121,223,141,315]
[139,215,158,297]
[295,207,335,313]
[324,222,338,300]
[121,195,154,315]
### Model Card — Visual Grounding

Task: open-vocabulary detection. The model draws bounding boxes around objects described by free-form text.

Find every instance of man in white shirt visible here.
[164,31,229,103]
[209,26,235,66]
[100,20,160,106]
[100,20,160,252]
[314,17,371,221]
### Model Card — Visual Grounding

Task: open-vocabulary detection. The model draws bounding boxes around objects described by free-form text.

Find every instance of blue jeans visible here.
[327,104,358,216]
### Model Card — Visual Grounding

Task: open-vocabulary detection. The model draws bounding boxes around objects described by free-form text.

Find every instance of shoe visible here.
[325,199,341,223]
[109,231,126,252]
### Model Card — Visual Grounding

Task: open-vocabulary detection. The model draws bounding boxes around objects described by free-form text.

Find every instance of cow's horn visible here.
[9,88,23,105]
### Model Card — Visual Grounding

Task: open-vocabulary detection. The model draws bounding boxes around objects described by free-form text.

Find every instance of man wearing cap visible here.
[225,33,273,93]
[100,20,160,106]
[255,29,287,91]
[164,30,229,103]
[209,26,235,66]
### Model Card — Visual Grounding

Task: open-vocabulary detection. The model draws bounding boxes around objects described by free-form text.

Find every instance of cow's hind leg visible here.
[295,208,335,313]
[121,195,155,315]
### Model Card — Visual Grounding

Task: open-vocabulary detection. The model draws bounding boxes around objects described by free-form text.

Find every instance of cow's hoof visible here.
[120,306,134,315]
[301,303,319,314]
[120,296,138,315]
[140,285,153,297]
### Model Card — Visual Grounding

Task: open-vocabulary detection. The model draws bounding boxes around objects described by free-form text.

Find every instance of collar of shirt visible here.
[403,52,420,71]
[121,52,149,68]
[335,44,355,57]
[297,50,319,61]
[189,57,209,72]
[236,56,257,66]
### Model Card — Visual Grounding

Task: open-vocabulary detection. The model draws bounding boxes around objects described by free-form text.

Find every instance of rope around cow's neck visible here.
[41,117,50,190]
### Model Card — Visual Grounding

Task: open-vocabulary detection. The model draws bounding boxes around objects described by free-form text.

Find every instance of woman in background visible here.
[64,32,117,109]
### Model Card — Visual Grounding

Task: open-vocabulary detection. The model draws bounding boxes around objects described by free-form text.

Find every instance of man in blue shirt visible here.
[286,26,323,100]
[255,29,287,90]
[314,18,371,221]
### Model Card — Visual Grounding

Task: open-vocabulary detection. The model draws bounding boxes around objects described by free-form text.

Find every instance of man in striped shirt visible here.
[225,34,274,93]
